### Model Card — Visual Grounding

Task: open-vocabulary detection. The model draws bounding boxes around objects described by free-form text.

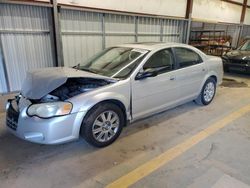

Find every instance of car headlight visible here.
[27,102,72,118]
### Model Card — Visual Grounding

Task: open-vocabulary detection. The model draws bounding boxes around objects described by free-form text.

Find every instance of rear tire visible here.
[80,103,124,147]
[195,77,216,105]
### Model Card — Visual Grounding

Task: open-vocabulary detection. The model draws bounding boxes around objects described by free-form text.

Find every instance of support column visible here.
[0,37,10,92]
[237,0,248,46]
[101,13,106,49]
[185,0,193,44]
[50,0,64,66]
[160,19,164,42]
[135,16,138,42]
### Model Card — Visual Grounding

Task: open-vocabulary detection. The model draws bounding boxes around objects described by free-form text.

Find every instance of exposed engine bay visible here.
[33,78,114,103]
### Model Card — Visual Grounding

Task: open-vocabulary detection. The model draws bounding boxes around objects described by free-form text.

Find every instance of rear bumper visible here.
[6,99,86,144]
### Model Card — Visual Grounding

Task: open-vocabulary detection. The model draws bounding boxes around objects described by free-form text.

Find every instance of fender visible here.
[198,71,219,94]
[69,91,129,137]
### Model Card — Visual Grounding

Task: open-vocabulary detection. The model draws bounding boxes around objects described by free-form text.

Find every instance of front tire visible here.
[80,103,124,147]
[195,77,216,105]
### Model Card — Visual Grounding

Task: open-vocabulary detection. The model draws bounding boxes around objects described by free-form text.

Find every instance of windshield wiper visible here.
[72,63,80,70]
[72,64,96,73]
[80,67,98,74]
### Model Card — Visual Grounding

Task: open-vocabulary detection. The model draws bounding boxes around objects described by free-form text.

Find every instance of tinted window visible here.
[143,49,174,74]
[174,48,202,69]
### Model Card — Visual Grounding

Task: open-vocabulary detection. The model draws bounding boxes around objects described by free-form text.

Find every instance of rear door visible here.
[173,47,207,101]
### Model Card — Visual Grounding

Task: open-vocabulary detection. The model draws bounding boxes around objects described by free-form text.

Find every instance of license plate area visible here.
[6,100,19,131]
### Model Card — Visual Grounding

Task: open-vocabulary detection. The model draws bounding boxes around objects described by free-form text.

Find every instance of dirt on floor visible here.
[221,78,248,88]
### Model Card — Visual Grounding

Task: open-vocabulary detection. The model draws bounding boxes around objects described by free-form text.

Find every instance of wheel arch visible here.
[209,75,217,83]
[80,98,128,133]
[91,99,127,122]
[197,73,218,97]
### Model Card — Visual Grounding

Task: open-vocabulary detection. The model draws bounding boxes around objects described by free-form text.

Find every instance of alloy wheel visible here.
[92,110,120,142]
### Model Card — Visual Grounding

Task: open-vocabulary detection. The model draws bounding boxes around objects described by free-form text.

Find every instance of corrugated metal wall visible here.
[61,10,103,67]
[105,14,135,47]
[242,25,250,38]
[0,4,55,93]
[61,8,188,67]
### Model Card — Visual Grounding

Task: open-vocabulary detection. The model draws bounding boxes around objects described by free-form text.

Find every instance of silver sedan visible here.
[6,42,223,147]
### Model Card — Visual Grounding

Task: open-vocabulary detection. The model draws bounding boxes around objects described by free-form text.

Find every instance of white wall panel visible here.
[1,34,54,92]
[138,17,161,34]
[106,36,135,47]
[192,0,242,24]
[162,36,180,43]
[62,35,102,67]
[105,14,135,47]
[0,4,54,92]
[61,10,102,32]
[61,9,103,67]
[58,0,187,18]
[105,14,135,34]
[138,36,160,42]
[244,8,250,25]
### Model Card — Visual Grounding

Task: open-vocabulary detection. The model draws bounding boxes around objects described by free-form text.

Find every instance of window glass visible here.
[174,48,202,68]
[143,49,174,74]
[239,40,250,51]
[114,54,147,79]
[79,47,147,79]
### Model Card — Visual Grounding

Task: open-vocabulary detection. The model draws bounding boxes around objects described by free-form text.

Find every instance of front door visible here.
[131,48,180,120]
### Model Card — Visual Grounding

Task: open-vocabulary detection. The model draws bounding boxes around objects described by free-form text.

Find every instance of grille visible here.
[6,101,19,131]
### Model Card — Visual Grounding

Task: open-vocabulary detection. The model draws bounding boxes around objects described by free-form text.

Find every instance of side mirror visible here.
[135,69,158,80]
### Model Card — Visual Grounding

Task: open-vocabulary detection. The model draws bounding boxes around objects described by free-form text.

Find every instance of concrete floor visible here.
[0,72,250,188]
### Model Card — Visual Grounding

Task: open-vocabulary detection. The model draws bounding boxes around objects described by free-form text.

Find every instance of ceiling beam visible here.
[185,0,193,19]
[240,0,248,23]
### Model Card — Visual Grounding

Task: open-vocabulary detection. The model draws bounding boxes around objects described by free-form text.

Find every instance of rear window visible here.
[174,47,203,69]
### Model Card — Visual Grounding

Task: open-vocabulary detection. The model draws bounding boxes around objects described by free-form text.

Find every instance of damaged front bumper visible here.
[6,98,86,144]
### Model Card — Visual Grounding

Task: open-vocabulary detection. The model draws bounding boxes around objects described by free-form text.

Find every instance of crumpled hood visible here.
[225,50,250,60]
[21,67,113,100]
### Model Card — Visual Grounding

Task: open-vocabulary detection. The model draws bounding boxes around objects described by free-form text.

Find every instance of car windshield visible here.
[78,47,148,79]
[239,40,250,51]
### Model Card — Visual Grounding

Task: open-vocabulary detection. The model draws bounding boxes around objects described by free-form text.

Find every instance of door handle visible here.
[202,68,206,72]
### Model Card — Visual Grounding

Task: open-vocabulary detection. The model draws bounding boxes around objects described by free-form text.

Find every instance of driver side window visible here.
[143,49,174,74]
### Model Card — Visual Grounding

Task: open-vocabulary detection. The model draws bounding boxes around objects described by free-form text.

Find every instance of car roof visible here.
[115,42,191,51]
